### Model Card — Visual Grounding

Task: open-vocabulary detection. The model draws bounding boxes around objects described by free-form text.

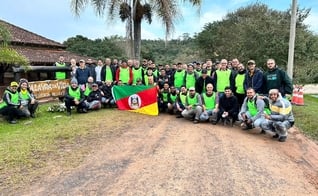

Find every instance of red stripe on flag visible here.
[116,86,157,110]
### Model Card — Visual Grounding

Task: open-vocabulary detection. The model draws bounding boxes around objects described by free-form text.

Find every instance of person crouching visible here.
[64,78,87,115]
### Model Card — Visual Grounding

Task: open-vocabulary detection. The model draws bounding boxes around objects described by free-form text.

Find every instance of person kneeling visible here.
[85,83,103,110]
[64,78,87,115]
[260,89,295,142]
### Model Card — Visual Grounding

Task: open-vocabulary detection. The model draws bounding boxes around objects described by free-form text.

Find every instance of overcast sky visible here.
[0,0,317,43]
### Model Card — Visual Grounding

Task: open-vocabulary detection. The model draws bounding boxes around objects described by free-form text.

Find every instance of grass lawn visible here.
[293,94,318,140]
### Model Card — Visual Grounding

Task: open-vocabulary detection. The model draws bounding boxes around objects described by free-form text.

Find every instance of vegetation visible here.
[293,95,318,140]
[70,0,201,59]
[195,3,318,83]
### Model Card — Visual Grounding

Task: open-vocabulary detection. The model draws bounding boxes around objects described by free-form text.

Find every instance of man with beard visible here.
[181,87,202,124]
[234,63,247,108]
[195,69,215,94]
[260,89,294,142]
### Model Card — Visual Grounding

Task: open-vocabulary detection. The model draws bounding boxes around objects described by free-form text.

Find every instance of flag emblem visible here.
[128,94,141,110]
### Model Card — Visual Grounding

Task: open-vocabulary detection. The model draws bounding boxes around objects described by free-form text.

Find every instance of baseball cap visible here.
[189,87,195,91]
[10,81,18,87]
[247,60,255,65]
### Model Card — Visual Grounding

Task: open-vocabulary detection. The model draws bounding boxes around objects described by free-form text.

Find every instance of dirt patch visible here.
[2,113,318,195]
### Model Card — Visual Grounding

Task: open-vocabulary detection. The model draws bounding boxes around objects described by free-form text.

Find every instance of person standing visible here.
[94,59,104,83]
[54,55,67,80]
[195,69,215,94]
[183,64,199,90]
[75,59,91,87]
[234,63,247,108]
[214,59,235,97]
[263,58,293,98]
[69,58,78,79]
[244,60,264,94]
[115,61,133,85]
[171,63,186,90]
[101,58,116,84]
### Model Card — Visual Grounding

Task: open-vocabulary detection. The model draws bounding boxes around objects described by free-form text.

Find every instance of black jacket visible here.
[195,76,215,94]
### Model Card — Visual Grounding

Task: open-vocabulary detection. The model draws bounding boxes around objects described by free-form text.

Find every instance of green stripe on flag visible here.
[112,85,155,100]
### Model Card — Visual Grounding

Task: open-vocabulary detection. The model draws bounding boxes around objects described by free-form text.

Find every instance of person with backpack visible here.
[239,87,270,131]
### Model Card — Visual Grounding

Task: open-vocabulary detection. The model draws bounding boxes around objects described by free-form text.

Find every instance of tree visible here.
[70,0,202,60]
[194,3,318,80]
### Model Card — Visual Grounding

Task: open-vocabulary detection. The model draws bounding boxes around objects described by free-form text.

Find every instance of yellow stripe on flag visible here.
[128,102,158,116]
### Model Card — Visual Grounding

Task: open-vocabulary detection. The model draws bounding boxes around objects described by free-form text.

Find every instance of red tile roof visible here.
[0,19,65,48]
[0,19,94,64]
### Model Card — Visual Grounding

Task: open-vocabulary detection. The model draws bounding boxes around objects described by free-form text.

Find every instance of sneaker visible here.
[193,119,199,124]
[278,136,287,142]
[272,133,279,138]
[176,115,183,118]
[211,121,217,125]
[30,113,36,118]
[260,130,266,134]
[82,108,88,113]
[9,120,17,124]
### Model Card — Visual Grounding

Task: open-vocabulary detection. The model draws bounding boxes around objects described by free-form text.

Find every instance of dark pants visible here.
[64,98,87,112]
[217,109,238,122]
[0,106,26,121]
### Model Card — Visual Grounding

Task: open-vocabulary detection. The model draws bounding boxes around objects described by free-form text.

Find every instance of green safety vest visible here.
[68,87,81,100]
[195,70,202,77]
[216,69,231,92]
[187,93,198,109]
[84,84,92,96]
[185,72,196,89]
[179,93,187,105]
[174,70,185,88]
[162,91,169,102]
[132,68,143,85]
[119,67,130,84]
[105,66,113,82]
[170,93,177,103]
[19,90,31,105]
[235,74,245,94]
[0,90,19,109]
[203,93,216,110]
[247,99,258,117]
[55,62,66,80]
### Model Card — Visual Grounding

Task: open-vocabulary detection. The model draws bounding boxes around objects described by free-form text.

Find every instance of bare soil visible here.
[5,113,318,195]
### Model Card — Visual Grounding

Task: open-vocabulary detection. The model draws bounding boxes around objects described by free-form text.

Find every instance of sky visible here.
[0,0,318,43]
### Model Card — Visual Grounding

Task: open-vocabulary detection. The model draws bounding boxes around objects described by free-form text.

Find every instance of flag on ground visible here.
[112,85,159,116]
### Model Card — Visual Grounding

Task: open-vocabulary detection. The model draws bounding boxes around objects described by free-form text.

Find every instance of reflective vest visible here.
[68,87,81,100]
[203,93,216,110]
[216,69,231,92]
[0,90,19,109]
[185,72,196,89]
[119,67,130,84]
[55,62,66,80]
[105,66,113,82]
[187,93,198,109]
[235,74,245,94]
[132,67,143,85]
[174,70,185,88]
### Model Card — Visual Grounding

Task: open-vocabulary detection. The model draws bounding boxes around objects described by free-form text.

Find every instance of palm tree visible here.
[71,0,202,60]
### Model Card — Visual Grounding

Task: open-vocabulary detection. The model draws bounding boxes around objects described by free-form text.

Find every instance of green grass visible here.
[293,94,318,141]
[0,103,130,190]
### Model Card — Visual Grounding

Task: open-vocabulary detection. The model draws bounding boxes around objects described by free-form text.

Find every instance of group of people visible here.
[0,79,38,124]
[1,56,295,142]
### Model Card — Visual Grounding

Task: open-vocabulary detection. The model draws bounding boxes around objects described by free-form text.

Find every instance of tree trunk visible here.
[133,20,141,61]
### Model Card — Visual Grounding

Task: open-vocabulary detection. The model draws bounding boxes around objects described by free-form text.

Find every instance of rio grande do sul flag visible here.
[112,85,159,116]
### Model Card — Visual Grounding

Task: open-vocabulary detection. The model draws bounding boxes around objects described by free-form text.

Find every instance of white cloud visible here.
[304,11,318,34]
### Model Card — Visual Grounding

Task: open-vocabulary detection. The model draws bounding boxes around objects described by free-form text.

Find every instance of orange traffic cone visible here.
[291,85,299,104]
[292,86,305,105]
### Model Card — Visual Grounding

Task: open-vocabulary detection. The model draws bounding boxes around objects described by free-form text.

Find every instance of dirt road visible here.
[15,113,318,195]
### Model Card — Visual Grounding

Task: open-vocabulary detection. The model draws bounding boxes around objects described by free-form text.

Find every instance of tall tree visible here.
[71,0,201,60]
